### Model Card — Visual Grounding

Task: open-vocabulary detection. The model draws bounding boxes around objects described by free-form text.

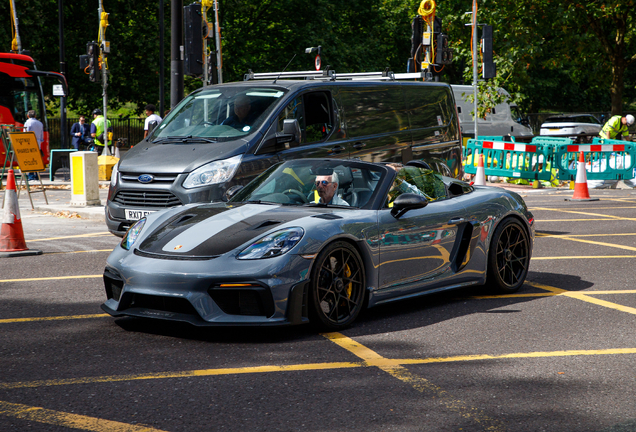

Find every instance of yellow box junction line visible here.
[322,332,504,431]
[0,400,167,432]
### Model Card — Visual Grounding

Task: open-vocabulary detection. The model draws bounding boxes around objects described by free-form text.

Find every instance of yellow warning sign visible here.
[8,132,45,172]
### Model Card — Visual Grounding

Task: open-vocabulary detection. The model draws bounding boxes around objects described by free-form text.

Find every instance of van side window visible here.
[404,85,453,130]
[277,96,305,141]
[340,85,405,137]
[303,92,333,143]
[277,91,333,144]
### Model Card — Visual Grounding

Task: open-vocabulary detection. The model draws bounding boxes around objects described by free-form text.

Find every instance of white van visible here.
[451,85,533,143]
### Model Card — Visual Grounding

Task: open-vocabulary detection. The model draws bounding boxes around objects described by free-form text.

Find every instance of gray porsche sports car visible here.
[102,158,534,330]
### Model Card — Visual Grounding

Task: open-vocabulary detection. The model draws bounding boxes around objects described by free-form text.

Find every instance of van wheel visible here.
[486,218,530,293]
[309,242,365,331]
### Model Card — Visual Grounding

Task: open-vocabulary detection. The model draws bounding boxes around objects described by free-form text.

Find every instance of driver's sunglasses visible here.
[315,180,332,187]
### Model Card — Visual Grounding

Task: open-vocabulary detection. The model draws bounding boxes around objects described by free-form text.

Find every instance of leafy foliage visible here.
[0,0,633,118]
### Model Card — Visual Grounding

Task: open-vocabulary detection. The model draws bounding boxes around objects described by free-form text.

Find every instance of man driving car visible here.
[314,171,349,206]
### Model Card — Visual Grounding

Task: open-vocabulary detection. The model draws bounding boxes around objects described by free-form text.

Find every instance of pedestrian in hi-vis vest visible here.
[90,108,113,147]
[599,114,634,140]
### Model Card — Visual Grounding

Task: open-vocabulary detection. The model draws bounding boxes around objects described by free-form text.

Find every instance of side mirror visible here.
[147,120,158,135]
[390,193,428,219]
[276,119,301,145]
[225,185,243,201]
[255,119,302,155]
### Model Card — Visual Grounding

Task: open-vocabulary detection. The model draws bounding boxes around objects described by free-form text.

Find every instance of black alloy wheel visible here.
[486,218,530,293]
[309,241,366,330]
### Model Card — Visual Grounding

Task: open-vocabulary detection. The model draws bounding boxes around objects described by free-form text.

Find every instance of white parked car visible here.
[539,114,602,142]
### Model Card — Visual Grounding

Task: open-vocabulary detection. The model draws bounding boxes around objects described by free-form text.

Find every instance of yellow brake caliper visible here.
[344,264,352,297]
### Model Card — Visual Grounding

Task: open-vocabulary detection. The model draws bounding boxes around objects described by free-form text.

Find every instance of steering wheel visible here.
[283,189,308,203]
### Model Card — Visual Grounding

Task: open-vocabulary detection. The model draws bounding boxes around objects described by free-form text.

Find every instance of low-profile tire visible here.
[308,241,366,331]
[486,217,530,293]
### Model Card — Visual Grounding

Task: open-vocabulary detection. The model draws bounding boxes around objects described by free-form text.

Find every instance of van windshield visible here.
[151,87,287,142]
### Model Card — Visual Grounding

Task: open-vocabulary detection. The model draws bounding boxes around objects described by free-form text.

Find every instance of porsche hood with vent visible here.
[136,203,341,258]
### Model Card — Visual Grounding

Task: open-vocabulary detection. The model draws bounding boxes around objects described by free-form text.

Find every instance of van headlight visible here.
[182,155,242,189]
[110,162,119,187]
[237,228,304,259]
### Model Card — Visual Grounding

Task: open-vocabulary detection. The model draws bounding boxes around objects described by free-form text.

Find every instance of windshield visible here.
[229,160,386,209]
[545,116,599,125]
[0,75,45,126]
[151,87,287,142]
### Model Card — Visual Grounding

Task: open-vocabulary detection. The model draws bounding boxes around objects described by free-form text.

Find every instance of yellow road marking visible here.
[537,218,636,222]
[537,232,636,238]
[0,362,364,390]
[526,281,636,315]
[530,206,636,210]
[0,400,166,432]
[522,281,566,294]
[1,347,636,390]
[469,293,558,299]
[0,275,102,283]
[595,199,636,203]
[27,232,113,242]
[532,255,636,260]
[532,207,636,221]
[575,290,636,294]
[0,314,108,324]
[44,249,113,255]
[395,347,636,365]
[537,235,636,252]
[323,332,504,431]
[557,236,636,251]
[564,293,636,315]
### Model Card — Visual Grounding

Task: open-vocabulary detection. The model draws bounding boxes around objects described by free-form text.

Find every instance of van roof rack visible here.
[244,69,427,82]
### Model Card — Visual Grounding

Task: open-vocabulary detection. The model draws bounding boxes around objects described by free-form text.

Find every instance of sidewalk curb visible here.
[33,205,106,221]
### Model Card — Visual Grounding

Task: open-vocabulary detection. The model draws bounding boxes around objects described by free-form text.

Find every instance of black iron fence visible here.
[47,117,146,150]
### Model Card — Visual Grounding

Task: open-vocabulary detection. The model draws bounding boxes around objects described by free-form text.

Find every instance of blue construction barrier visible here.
[463,138,554,182]
[554,139,636,181]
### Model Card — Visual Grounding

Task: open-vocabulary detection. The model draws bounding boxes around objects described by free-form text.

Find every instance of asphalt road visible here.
[1,186,636,431]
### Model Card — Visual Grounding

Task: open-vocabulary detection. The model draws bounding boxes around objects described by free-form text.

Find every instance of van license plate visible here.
[125,209,155,220]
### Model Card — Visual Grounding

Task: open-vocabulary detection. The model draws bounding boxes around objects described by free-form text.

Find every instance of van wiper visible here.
[181,136,217,143]
[152,135,217,144]
[152,136,188,143]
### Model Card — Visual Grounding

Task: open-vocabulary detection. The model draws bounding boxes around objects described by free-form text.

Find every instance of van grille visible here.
[120,172,180,183]
[112,190,182,208]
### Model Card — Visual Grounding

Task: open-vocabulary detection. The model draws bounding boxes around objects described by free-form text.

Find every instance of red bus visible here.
[0,52,67,168]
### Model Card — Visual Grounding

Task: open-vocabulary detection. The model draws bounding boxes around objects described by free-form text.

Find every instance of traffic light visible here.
[86,41,100,82]
[184,4,203,76]
[481,25,496,79]
[435,34,453,65]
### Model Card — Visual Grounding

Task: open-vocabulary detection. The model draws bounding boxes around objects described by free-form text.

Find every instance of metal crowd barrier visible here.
[463,137,554,182]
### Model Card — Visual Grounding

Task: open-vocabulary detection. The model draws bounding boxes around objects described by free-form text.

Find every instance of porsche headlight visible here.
[121,218,146,250]
[182,155,242,189]
[238,227,304,260]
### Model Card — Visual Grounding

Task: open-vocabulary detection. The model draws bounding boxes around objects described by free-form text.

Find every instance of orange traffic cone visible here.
[473,153,487,186]
[0,170,42,257]
[566,151,599,202]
